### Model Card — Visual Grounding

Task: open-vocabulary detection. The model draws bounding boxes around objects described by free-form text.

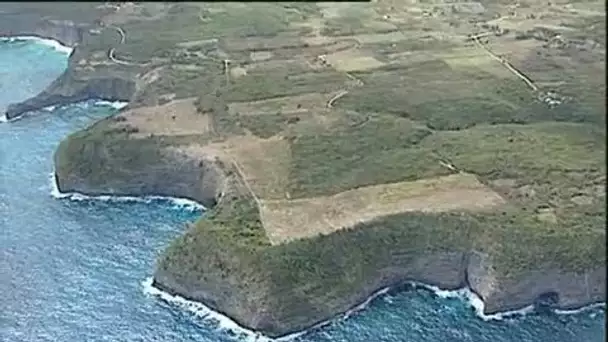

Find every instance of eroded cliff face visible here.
[6,70,137,120]
[154,246,605,338]
[466,252,606,314]
[54,132,225,208]
[153,247,470,338]
[51,113,605,338]
[1,15,141,120]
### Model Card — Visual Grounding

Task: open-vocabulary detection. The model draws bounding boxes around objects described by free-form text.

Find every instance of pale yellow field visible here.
[261,173,506,244]
[325,49,386,72]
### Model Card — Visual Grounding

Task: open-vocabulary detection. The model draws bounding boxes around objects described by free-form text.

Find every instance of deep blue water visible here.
[0,38,604,342]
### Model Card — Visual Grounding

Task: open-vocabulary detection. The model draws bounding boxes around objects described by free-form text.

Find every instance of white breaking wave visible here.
[94,100,129,110]
[0,35,73,55]
[49,173,205,212]
[409,282,604,321]
[411,283,536,320]
[554,302,606,315]
[143,276,608,341]
[1,100,128,124]
[141,278,307,342]
[343,287,390,320]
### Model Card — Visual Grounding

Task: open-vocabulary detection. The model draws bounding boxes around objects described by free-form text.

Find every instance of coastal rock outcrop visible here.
[49,104,606,338]
[466,252,606,314]
[51,129,606,337]
[153,251,470,337]
[153,245,606,337]
[5,69,136,120]
[1,13,140,120]
[54,128,225,208]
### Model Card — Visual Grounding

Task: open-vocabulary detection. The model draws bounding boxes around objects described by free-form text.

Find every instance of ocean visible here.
[0,37,604,342]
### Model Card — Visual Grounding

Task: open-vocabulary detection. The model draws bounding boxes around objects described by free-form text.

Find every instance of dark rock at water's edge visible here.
[466,252,606,315]
[53,142,226,210]
[5,72,136,120]
[0,12,139,120]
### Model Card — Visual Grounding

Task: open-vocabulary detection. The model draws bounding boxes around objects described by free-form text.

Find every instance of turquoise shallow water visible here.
[0,38,604,342]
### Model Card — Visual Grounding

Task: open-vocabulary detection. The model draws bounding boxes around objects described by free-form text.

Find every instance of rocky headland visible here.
[0,7,140,120]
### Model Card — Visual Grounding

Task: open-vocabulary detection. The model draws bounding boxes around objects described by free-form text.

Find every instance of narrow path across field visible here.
[470,32,538,92]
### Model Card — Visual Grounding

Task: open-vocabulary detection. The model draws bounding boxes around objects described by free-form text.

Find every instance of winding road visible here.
[106,24,145,66]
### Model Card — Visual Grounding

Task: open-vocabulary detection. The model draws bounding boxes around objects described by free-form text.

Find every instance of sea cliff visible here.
[5,69,136,120]
[52,128,606,337]
[0,12,139,120]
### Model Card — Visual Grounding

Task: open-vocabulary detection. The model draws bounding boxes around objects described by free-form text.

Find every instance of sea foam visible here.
[50,172,205,212]
[142,278,307,342]
[0,35,73,55]
[93,100,129,110]
[410,283,536,320]
[143,275,607,341]
[406,282,605,321]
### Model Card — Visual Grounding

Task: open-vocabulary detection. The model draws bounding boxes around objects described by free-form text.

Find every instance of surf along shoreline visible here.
[0,35,74,123]
[1,17,137,121]
[48,173,605,341]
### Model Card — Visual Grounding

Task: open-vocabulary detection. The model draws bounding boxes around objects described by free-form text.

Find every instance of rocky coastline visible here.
[52,133,606,337]
[151,246,605,337]
[0,16,138,120]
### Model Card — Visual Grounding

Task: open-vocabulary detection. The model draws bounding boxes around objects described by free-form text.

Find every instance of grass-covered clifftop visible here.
[156,191,604,336]
[31,0,607,338]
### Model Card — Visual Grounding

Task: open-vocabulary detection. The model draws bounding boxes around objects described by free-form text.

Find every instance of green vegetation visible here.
[225,71,348,103]
[287,113,448,198]
[55,116,165,187]
[116,3,304,63]
[239,113,290,139]
[0,2,104,22]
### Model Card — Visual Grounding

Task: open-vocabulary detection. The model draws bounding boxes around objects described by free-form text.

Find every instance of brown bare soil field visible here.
[260,173,506,244]
[114,98,210,137]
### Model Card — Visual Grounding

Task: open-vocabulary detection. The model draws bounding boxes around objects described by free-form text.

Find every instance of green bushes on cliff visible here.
[161,198,605,283]
[54,117,179,188]
[158,194,605,335]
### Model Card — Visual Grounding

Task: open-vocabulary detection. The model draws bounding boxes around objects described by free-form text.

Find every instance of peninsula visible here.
[3,1,605,338]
